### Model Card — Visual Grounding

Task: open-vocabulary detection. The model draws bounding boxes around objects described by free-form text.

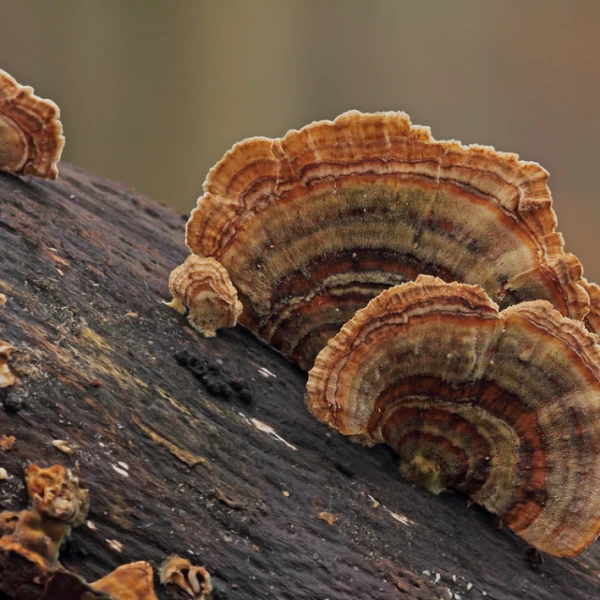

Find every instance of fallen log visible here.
[0,164,598,599]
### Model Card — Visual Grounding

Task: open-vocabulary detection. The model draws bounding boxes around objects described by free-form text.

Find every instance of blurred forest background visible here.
[2,0,599,279]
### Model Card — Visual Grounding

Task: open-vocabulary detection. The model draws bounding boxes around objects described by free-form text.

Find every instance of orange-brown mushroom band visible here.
[306,275,600,556]
[168,255,243,337]
[582,279,600,337]
[186,111,588,370]
[0,69,64,179]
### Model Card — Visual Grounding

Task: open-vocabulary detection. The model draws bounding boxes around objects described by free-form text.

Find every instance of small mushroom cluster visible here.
[174,110,600,557]
[0,464,89,569]
[90,555,212,600]
[0,465,212,600]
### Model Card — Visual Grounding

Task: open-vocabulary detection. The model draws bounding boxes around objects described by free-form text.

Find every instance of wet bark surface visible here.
[0,164,598,599]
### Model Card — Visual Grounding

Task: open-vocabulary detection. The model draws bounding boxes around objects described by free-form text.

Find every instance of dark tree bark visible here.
[0,164,598,600]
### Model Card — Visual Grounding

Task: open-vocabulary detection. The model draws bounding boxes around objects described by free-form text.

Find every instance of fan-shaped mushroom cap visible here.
[91,562,159,600]
[306,275,600,556]
[0,69,64,179]
[186,111,588,370]
[167,255,243,337]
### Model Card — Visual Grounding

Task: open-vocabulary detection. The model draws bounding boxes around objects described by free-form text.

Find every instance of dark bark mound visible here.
[0,165,598,599]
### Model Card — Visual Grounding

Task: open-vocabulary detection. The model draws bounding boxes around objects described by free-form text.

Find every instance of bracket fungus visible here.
[306,275,600,556]
[186,110,588,370]
[0,464,89,568]
[167,254,243,337]
[0,69,64,179]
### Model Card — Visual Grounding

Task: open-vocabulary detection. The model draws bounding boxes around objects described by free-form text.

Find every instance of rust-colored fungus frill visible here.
[160,556,212,600]
[167,255,243,337]
[91,561,159,600]
[0,69,64,179]
[306,275,600,557]
[186,111,588,370]
[582,279,600,337]
[0,464,89,568]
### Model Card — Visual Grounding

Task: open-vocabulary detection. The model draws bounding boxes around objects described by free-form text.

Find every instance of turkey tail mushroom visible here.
[306,275,600,557]
[186,111,588,370]
[0,69,64,179]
